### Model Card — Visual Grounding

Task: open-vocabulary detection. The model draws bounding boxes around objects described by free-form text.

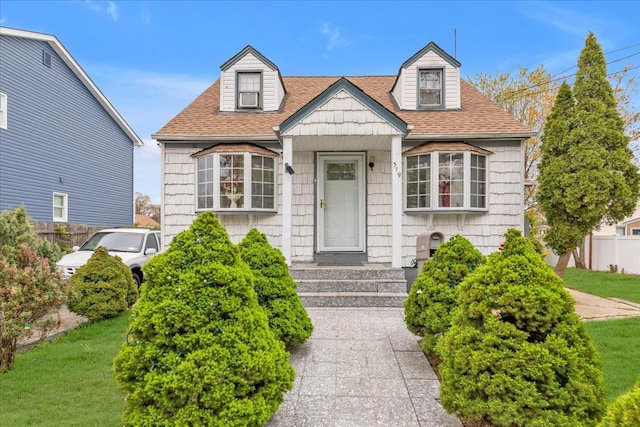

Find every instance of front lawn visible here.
[585,316,640,402]
[563,268,640,401]
[564,267,640,304]
[0,313,129,427]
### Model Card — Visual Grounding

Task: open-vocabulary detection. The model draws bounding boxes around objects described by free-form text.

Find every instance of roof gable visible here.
[220,45,279,72]
[0,26,143,147]
[279,77,407,135]
[401,41,461,69]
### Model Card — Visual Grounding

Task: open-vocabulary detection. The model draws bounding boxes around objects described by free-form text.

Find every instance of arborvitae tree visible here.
[403,235,485,355]
[113,213,294,426]
[598,380,640,427]
[238,228,313,346]
[538,32,640,277]
[67,247,137,321]
[437,229,606,426]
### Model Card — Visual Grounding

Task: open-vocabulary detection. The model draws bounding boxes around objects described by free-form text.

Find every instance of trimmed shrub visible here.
[238,228,313,346]
[67,247,137,321]
[437,229,606,427]
[0,207,66,372]
[598,380,640,427]
[404,234,484,354]
[113,212,294,427]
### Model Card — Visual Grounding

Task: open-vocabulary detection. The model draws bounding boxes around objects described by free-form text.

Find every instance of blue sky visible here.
[2,0,639,204]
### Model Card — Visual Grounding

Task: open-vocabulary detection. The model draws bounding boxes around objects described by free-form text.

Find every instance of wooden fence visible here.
[32,222,109,250]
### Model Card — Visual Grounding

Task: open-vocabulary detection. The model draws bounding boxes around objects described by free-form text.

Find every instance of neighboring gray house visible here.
[0,27,142,226]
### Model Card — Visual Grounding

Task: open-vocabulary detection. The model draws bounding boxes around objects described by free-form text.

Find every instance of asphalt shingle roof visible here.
[153,76,532,140]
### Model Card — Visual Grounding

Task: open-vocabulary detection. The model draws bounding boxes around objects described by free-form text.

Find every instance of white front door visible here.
[317,153,365,252]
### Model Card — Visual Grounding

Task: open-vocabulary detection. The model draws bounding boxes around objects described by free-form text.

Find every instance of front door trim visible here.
[316,152,366,253]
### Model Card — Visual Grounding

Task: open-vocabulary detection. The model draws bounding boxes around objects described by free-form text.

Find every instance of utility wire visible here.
[494,64,640,104]
[489,44,640,103]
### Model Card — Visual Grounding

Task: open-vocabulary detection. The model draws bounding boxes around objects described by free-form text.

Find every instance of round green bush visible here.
[436,229,606,427]
[113,212,294,427]
[598,380,640,427]
[67,246,137,322]
[404,234,484,354]
[238,228,313,346]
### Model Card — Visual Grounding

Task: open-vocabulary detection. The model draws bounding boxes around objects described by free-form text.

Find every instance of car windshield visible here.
[79,232,144,253]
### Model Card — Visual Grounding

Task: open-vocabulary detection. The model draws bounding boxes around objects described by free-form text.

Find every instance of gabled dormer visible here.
[219,45,286,112]
[391,42,461,111]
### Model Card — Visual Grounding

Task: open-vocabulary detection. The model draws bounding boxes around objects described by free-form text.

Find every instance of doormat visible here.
[316,262,363,266]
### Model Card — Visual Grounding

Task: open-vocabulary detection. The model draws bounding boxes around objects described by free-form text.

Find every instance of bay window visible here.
[405,143,491,212]
[194,144,276,212]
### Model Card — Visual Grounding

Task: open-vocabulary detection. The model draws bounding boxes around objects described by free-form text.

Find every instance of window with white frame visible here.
[405,144,490,211]
[194,145,276,211]
[0,92,7,129]
[53,193,68,222]
[418,69,443,107]
[237,72,261,109]
[631,228,640,236]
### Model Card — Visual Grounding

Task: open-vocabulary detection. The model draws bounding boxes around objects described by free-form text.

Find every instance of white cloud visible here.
[84,65,211,204]
[106,1,119,21]
[141,9,151,24]
[321,22,350,51]
[80,0,119,21]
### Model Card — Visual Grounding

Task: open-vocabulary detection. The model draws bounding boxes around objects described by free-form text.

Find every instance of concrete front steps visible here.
[290,263,408,307]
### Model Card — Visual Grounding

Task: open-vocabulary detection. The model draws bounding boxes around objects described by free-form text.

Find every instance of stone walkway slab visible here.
[567,288,640,320]
[265,307,462,427]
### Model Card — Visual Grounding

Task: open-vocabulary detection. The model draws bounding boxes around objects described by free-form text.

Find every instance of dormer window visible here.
[237,72,262,109]
[418,69,442,108]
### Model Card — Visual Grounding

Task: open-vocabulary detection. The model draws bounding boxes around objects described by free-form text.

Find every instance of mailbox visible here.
[416,232,444,271]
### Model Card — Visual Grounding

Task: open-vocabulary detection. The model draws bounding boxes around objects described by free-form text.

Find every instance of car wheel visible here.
[132,272,142,288]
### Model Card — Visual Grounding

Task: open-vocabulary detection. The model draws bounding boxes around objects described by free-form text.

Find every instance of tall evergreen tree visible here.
[538,32,639,276]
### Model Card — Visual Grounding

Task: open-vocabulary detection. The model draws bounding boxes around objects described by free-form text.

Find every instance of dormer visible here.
[219,45,286,112]
[391,42,461,111]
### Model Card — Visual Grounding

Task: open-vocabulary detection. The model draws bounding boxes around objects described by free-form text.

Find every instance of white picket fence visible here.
[546,235,640,275]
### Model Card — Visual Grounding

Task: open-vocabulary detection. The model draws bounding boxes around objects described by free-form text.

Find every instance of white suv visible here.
[57,228,161,286]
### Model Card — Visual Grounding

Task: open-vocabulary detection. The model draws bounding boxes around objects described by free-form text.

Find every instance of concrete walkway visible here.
[17,290,640,426]
[266,307,462,427]
[567,288,640,320]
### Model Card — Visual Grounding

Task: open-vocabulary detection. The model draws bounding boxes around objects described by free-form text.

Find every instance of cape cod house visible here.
[0,27,142,226]
[153,43,533,303]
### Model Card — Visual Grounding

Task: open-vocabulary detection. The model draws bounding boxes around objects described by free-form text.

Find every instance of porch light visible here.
[285,162,295,175]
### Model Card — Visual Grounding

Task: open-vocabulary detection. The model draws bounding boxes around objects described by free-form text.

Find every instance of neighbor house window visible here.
[631,228,640,236]
[237,72,261,109]
[418,69,443,107]
[404,143,491,211]
[53,193,68,222]
[194,144,276,211]
[0,92,7,129]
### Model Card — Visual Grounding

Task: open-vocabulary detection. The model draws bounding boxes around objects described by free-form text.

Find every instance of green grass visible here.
[585,316,640,402]
[0,312,130,427]
[564,267,640,304]
[563,268,640,401]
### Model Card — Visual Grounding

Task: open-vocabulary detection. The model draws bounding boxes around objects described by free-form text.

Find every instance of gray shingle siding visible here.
[0,35,134,226]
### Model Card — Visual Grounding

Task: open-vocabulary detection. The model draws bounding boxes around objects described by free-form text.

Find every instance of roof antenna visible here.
[454,28,457,58]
